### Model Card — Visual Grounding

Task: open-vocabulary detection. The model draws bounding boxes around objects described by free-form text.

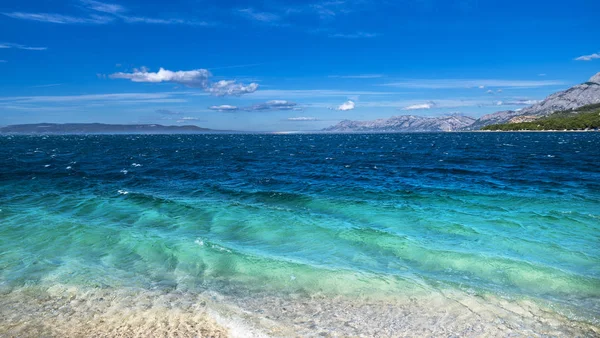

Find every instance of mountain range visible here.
[325,72,600,132]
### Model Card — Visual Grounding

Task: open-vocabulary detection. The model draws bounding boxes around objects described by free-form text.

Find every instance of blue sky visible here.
[0,0,599,131]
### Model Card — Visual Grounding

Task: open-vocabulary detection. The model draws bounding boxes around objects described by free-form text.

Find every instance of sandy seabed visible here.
[1,283,598,337]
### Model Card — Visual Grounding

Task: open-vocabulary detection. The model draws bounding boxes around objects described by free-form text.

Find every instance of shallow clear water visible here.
[1,133,599,336]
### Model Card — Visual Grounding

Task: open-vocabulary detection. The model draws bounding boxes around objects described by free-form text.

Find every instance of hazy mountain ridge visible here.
[0,123,216,134]
[324,114,476,132]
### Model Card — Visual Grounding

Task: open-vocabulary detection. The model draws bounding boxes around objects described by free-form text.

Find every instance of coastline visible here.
[2,282,598,337]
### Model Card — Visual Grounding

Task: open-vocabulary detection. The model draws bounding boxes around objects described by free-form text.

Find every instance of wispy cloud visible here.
[0,92,185,103]
[0,42,47,50]
[575,53,600,61]
[208,101,300,112]
[120,16,211,26]
[287,116,318,121]
[355,98,542,109]
[80,0,125,14]
[156,109,182,115]
[328,74,384,79]
[249,89,393,99]
[176,117,200,123]
[245,100,299,111]
[402,102,435,110]
[30,83,62,88]
[237,8,281,23]
[380,79,564,89]
[3,12,114,24]
[109,67,259,96]
[328,31,378,39]
[208,105,239,112]
[0,60,6,63]
[4,0,209,26]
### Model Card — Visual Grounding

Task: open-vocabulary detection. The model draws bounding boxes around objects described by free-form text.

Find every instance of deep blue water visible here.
[1,133,599,325]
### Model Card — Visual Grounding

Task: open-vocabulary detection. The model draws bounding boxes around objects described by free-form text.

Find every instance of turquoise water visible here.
[0,133,599,335]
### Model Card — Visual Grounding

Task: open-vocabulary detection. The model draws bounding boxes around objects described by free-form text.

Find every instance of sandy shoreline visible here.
[1,284,598,337]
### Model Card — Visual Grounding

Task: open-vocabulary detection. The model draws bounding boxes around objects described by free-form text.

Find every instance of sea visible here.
[0,133,599,337]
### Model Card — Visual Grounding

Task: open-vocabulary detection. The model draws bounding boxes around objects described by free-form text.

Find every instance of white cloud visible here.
[120,16,211,25]
[335,100,356,111]
[245,100,299,111]
[81,0,125,14]
[249,89,393,99]
[287,116,318,121]
[208,100,299,112]
[352,98,542,109]
[0,42,47,50]
[329,74,384,79]
[486,89,494,94]
[109,68,259,96]
[156,109,182,115]
[110,68,210,86]
[4,1,209,26]
[329,32,378,39]
[402,102,435,110]
[575,53,600,61]
[238,8,281,23]
[0,92,185,103]
[208,105,239,112]
[3,12,114,24]
[207,80,259,96]
[380,79,564,89]
[176,117,199,123]
[504,99,540,105]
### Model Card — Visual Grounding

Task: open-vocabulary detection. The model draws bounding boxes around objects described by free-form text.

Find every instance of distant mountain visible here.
[467,72,600,130]
[0,123,217,134]
[323,114,475,132]
[481,103,600,131]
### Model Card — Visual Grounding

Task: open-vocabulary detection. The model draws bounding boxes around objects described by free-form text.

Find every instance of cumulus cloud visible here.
[334,100,355,111]
[208,105,239,112]
[287,117,318,121]
[0,42,47,50]
[575,53,600,61]
[402,102,435,110]
[486,89,494,94]
[110,67,259,96]
[207,80,259,96]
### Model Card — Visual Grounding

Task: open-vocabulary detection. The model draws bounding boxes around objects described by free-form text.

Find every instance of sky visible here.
[0,0,599,131]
